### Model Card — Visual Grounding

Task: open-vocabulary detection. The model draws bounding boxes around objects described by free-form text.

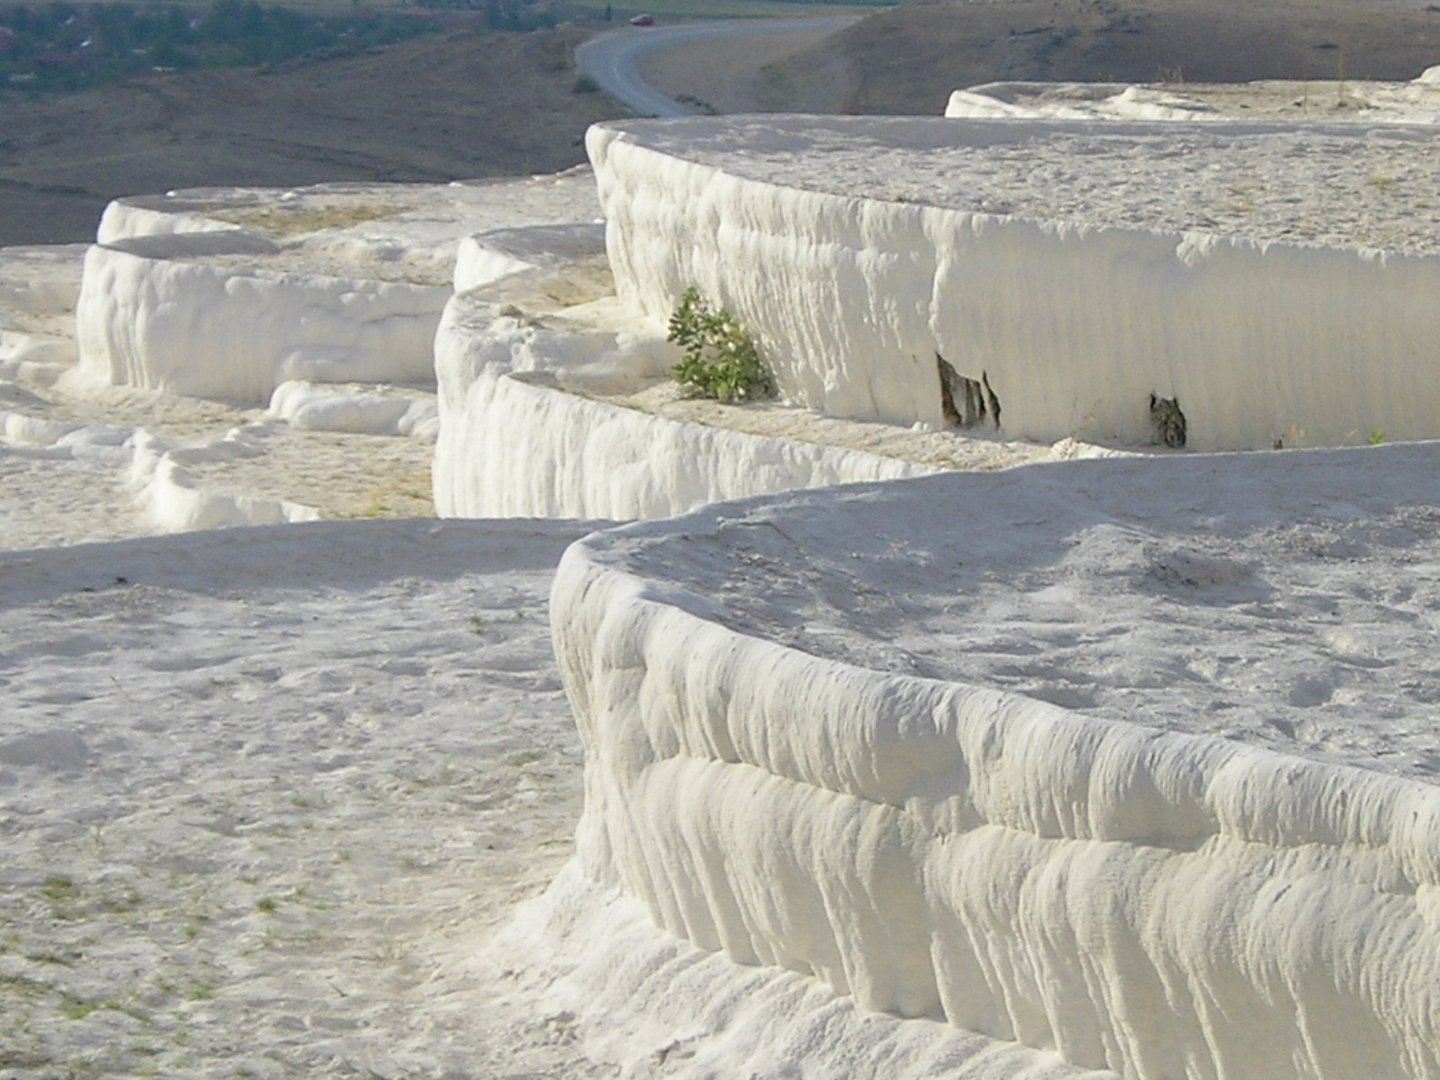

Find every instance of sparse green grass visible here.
[0,1047,52,1070]
[58,993,98,1021]
[208,202,405,237]
[341,472,434,520]
[402,765,455,792]
[40,875,79,904]
[0,972,51,997]
[25,950,76,967]
[255,897,279,915]
[188,981,216,1002]
[99,889,143,915]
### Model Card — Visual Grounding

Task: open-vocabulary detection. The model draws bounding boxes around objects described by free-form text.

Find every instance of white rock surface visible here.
[97,171,601,277]
[479,861,1118,1080]
[268,379,438,441]
[128,426,322,533]
[946,72,1440,124]
[454,222,609,294]
[2,238,437,543]
[588,115,1440,450]
[551,445,1440,1079]
[0,506,1117,1078]
[6,129,1440,1074]
[433,240,941,521]
[97,192,246,244]
[75,231,450,403]
[0,520,600,1077]
[0,244,86,385]
[76,173,603,405]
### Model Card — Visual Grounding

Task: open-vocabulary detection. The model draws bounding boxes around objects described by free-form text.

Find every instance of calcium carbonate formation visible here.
[67,175,944,520]
[74,174,602,404]
[945,68,1440,125]
[431,227,940,521]
[76,229,450,401]
[588,114,1440,450]
[27,73,1440,1077]
[552,448,1440,1079]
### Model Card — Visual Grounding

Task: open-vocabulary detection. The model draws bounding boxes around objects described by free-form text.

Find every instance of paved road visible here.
[575,17,859,118]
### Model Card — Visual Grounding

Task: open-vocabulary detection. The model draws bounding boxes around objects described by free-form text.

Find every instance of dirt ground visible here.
[6,0,1438,248]
[637,23,846,113]
[0,28,624,247]
[645,0,1440,116]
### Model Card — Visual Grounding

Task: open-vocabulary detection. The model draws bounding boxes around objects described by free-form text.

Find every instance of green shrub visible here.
[666,287,775,404]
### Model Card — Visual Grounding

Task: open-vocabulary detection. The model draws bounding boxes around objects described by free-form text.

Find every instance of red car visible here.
[629,13,654,26]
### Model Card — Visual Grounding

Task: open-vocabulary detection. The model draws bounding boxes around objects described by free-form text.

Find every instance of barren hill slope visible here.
[0,29,623,247]
[749,0,1440,114]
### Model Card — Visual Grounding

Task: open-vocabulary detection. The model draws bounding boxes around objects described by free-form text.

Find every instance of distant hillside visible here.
[0,0,442,94]
[0,28,623,247]
[753,0,1440,114]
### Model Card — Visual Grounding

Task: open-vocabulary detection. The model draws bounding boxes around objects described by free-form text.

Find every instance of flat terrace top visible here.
[600,115,1440,255]
[593,443,1440,785]
[105,170,600,284]
[951,74,1440,125]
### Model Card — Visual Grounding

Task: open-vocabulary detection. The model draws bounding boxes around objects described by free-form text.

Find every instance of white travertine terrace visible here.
[75,173,601,404]
[945,67,1440,125]
[76,229,451,402]
[127,426,321,532]
[588,114,1440,451]
[9,69,1440,1075]
[0,244,86,383]
[60,174,965,524]
[551,444,1440,1080]
[432,227,940,521]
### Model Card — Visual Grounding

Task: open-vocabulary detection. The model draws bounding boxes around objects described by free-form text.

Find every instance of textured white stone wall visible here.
[432,289,936,521]
[75,233,449,403]
[944,83,1249,122]
[128,429,320,532]
[96,194,243,244]
[587,121,1440,451]
[551,497,1440,1079]
[945,74,1440,124]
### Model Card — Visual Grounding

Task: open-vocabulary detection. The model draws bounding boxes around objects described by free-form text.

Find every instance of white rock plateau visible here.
[589,113,1440,451]
[945,66,1440,124]
[4,69,1440,1079]
[553,446,1440,1079]
[74,175,604,404]
[431,240,944,521]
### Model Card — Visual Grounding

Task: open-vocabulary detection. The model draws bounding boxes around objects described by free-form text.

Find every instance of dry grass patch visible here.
[207,201,410,237]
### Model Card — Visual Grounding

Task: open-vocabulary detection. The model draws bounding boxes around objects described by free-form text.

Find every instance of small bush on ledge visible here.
[667,287,776,404]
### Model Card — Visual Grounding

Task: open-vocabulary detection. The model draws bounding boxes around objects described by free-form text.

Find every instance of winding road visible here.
[575,17,859,118]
